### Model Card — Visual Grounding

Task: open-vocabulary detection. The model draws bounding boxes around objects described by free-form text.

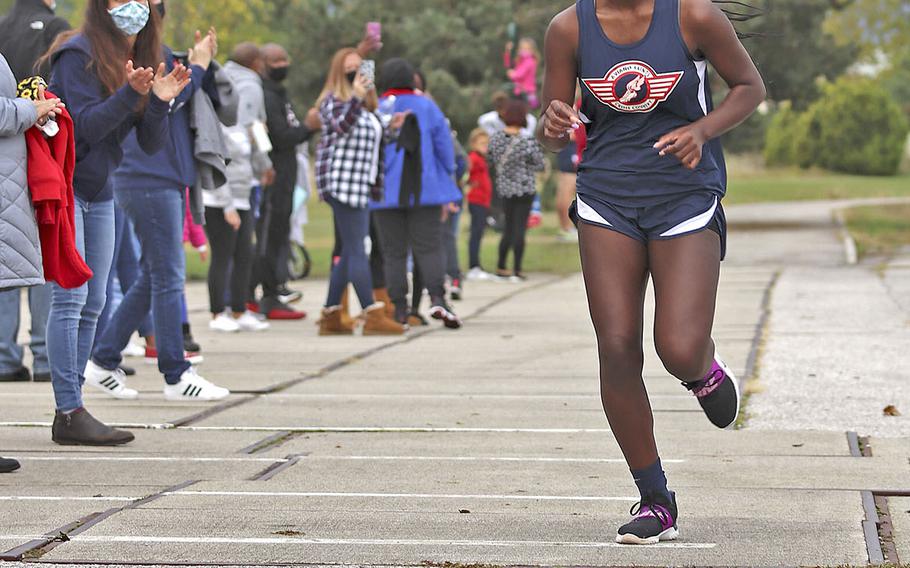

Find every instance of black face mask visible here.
[345,71,357,85]
[268,65,289,83]
[155,2,165,18]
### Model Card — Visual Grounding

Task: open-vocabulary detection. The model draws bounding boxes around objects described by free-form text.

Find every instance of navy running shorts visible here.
[569,191,727,260]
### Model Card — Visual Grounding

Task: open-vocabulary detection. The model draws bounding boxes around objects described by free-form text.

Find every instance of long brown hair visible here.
[40,0,163,96]
[318,47,378,112]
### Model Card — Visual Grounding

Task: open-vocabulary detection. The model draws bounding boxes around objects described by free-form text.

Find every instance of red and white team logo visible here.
[582,60,684,113]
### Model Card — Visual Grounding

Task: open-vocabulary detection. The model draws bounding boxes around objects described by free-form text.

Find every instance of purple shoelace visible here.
[689,368,727,399]
[630,501,675,531]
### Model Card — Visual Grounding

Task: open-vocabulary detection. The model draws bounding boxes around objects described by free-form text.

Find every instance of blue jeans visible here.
[0,284,51,375]
[444,205,462,281]
[96,205,153,343]
[93,187,190,384]
[326,198,373,308]
[46,196,115,411]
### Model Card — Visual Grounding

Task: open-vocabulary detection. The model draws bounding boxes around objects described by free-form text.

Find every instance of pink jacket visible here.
[504,50,539,107]
[183,188,207,249]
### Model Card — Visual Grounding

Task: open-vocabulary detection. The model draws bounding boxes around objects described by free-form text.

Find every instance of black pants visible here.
[205,207,254,314]
[468,203,488,269]
[374,206,446,309]
[252,183,293,300]
[498,194,535,274]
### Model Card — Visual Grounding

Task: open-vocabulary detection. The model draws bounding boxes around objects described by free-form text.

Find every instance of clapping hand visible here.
[151,62,192,103]
[189,27,217,70]
[126,60,155,95]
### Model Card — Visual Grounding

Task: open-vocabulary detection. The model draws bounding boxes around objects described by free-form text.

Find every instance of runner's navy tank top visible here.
[575,0,727,206]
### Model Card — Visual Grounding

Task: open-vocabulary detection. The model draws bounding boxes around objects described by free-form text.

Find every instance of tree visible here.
[824,0,910,61]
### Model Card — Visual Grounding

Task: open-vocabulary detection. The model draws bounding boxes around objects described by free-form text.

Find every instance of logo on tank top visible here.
[582,60,684,113]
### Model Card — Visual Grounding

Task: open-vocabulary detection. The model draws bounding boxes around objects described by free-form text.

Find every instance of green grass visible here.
[726,169,910,205]
[185,167,910,281]
[843,204,910,259]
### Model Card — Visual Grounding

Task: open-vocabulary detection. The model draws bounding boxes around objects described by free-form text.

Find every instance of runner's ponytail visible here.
[712,0,763,38]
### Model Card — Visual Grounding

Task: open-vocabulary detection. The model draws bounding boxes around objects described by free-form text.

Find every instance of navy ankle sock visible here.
[631,458,671,502]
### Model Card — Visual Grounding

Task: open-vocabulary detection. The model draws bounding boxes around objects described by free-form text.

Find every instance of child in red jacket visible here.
[465,128,492,280]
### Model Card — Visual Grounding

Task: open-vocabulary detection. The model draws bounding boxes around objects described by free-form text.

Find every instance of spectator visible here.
[315,47,406,336]
[0,0,71,384]
[478,91,538,139]
[44,0,191,445]
[465,128,493,280]
[488,98,545,281]
[373,58,462,329]
[205,42,272,334]
[250,42,319,320]
[85,11,231,403]
[504,37,540,108]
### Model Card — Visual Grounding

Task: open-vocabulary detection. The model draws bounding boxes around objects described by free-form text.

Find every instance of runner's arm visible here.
[536,7,581,153]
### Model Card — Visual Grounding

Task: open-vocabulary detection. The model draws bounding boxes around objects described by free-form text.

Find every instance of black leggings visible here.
[205,207,254,315]
[497,194,535,273]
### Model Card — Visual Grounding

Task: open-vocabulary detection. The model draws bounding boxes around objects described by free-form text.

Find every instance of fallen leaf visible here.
[884,405,902,417]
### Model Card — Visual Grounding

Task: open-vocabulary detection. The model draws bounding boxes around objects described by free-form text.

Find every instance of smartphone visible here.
[359,60,376,90]
[366,21,381,41]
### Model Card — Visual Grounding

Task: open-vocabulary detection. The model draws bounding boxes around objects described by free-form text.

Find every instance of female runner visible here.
[538,0,765,545]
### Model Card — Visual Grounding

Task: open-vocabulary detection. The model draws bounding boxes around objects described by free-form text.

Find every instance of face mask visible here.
[109,1,150,36]
[268,65,289,83]
[154,1,165,19]
[345,70,357,85]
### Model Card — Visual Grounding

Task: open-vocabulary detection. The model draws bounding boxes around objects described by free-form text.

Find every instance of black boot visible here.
[0,457,20,473]
[52,408,135,446]
[0,367,31,382]
[183,323,201,353]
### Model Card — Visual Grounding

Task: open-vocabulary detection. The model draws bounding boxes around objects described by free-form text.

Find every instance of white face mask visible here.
[108,1,150,36]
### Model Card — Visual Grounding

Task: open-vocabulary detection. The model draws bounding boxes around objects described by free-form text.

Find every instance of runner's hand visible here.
[654,123,707,170]
[542,100,580,141]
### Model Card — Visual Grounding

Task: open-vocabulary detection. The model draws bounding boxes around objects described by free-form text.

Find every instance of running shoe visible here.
[684,353,741,429]
[209,313,241,333]
[83,361,139,400]
[450,278,463,301]
[260,298,307,321]
[429,298,462,329]
[121,342,146,358]
[0,456,21,473]
[163,368,230,401]
[466,267,491,281]
[144,347,204,366]
[277,286,303,305]
[616,491,679,545]
[236,311,270,332]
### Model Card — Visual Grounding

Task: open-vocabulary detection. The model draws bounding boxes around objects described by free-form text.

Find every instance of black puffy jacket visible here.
[0,0,70,81]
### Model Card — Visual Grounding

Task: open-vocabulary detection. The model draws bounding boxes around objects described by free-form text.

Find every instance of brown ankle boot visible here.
[339,287,356,329]
[373,288,395,319]
[318,306,354,336]
[362,302,406,336]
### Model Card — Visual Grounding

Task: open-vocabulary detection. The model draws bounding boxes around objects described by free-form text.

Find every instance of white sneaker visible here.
[84,361,139,400]
[163,368,230,401]
[209,313,241,333]
[121,342,145,358]
[236,311,270,332]
[466,267,491,281]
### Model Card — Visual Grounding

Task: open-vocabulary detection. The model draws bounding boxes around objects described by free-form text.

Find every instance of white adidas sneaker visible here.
[163,368,230,402]
[236,311,270,332]
[120,342,146,358]
[83,361,139,400]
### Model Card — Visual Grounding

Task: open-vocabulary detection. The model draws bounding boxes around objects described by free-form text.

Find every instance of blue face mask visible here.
[109,1,150,36]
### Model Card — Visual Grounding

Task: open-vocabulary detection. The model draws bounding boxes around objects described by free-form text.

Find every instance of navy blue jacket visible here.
[113,48,219,193]
[49,34,170,202]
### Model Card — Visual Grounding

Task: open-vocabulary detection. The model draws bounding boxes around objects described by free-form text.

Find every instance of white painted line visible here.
[181,426,613,434]
[0,496,136,502]
[0,422,174,430]
[23,535,716,549]
[10,456,288,463]
[169,490,639,503]
[263,393,692,400]
[304,455,686,464]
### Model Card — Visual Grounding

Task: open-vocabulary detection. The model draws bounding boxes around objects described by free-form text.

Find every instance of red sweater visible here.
[25,101,93,289]
[466,151,492,208]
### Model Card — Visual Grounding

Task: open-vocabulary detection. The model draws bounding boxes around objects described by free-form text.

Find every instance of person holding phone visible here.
[41,0,191,446]
[538,0,765,545]
[315,47,406,336]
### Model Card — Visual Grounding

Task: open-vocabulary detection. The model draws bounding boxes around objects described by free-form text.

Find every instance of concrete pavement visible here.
[0,198,908,566]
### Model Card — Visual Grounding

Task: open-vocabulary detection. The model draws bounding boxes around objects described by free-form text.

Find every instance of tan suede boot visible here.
[362,303,406,336]
[318,306,355,336]
[339,287,356,329]
[373,288,395,319]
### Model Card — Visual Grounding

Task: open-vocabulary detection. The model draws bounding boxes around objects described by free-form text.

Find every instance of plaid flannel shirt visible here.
[316,94,386,208]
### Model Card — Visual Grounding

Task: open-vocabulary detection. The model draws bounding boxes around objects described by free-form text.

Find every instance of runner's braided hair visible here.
[712,0,763,38]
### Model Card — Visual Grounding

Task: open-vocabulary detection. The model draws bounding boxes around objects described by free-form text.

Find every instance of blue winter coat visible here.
[372,93,460,210]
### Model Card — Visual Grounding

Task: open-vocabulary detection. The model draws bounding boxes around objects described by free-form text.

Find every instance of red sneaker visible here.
[260,298,307,321]
[246,302,260,314]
